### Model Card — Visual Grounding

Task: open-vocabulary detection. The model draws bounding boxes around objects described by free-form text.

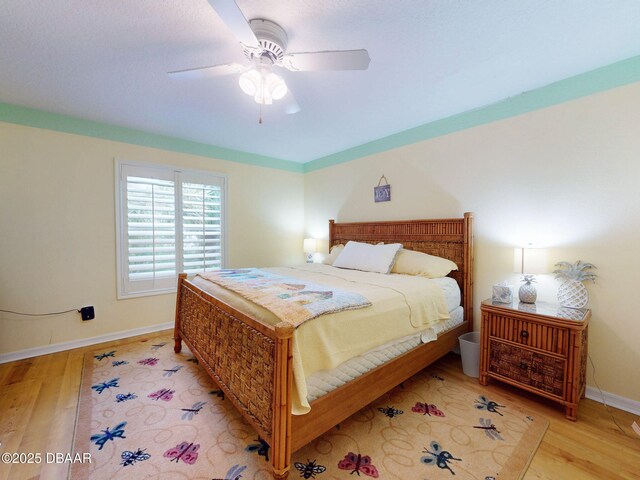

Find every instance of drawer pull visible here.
[520,330,529,339]
[519,362,528,370]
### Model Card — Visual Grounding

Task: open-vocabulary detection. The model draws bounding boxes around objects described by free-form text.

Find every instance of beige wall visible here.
[304,82,640,402]
[0,122,305,353]
[2,82,639,402]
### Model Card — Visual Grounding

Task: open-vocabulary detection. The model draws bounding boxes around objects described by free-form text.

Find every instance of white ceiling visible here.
[1,1,640,163]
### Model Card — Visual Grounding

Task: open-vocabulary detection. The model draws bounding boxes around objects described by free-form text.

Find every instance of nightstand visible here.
[479,299,590,421]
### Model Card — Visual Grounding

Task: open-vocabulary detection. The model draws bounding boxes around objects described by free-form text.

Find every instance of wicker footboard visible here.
[174,274,293,479]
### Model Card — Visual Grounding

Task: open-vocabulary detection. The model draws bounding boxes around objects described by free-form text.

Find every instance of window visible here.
[115,160,226,298]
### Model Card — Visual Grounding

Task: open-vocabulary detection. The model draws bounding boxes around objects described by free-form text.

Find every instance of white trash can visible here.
[458,331,481,378]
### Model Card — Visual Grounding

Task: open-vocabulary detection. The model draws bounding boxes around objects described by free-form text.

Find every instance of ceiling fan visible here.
[169,0,371,115]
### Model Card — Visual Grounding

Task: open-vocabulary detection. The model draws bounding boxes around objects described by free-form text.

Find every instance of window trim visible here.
[115,158,228,299]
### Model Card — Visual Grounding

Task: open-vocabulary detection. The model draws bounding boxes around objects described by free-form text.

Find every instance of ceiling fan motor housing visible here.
[243,19,288,64]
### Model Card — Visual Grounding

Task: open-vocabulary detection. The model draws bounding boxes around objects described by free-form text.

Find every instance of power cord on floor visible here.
[588,354,631,437]
[0,308,79,316]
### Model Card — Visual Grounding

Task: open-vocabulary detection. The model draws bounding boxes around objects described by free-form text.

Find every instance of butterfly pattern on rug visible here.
[75,336,548,480]
[421,440,462,475]
[148,388,175,401]
[338,452,379,478]
[163,441,200,464]
[411,401,445,417]
[475,395,505,416]
[137,357,159,366]
[90,421,127,451]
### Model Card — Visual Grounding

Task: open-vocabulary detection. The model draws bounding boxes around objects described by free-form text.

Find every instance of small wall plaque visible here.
[374,175,391,203]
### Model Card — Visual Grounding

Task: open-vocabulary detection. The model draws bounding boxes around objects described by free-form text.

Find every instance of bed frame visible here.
[173,212,473,479]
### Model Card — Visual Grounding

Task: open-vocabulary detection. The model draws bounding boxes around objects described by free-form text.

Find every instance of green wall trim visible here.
[2,53,640,174]
[304,54,640,173]
[0,103,304,173]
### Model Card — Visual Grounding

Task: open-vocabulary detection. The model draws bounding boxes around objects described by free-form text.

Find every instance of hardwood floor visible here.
[0,330,638,480]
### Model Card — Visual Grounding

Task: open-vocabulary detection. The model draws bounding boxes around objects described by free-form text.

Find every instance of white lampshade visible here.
[266,72,287,100]
[238,69,261,97]
[513,247,549,274]
[303,238,317,254]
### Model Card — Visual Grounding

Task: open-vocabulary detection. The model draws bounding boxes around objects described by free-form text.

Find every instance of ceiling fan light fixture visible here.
[254,89,272,105]
[238,69,261,96]
[239,67,287,105]
[265,72,287,100]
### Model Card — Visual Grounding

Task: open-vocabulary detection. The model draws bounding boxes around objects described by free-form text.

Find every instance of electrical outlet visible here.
[80,306,95,321]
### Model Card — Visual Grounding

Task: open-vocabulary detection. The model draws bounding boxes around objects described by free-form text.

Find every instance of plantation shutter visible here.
[120,164,177,295]
[181,176,224,274]
[117,162,227,298]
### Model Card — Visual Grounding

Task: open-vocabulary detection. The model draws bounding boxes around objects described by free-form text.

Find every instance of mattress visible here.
[433,276,461,312]
[305,306,464,403]
[190,264,460,413]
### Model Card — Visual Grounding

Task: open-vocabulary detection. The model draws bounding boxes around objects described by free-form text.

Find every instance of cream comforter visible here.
[191,264,450,414]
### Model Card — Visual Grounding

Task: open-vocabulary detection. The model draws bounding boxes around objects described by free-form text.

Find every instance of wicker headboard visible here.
[329,212,474,327]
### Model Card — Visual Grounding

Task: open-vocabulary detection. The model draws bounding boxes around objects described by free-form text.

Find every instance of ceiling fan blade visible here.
[282,49,370,71]
[207,0,261,51]
[168,63,246,79]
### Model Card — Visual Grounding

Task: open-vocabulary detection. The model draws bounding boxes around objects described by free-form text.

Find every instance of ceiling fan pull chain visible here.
[259,102,263,125]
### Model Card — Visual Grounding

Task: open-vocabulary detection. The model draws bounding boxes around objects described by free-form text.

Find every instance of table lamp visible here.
[513,246,548,303]
[303,238,317,263]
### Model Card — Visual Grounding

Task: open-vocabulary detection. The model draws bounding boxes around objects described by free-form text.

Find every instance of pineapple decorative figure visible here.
[519,274,537,304]
[553,260,597,309]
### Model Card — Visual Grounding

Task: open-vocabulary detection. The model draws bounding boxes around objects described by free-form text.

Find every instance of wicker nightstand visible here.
[479,299,590,421]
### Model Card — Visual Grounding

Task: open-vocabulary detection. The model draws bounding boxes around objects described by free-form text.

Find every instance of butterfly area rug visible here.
[71,334,548,480]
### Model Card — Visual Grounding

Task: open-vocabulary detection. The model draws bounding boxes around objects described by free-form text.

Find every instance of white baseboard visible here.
[586,386,640,416]
[0,322,173,364]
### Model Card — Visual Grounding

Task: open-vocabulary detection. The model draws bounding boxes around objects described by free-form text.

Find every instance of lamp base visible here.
[306,254,314,263]
[519,283,537,304]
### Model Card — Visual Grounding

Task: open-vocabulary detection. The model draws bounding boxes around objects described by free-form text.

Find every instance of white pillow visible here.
[322,244,344,265]
[332,241,403,274]
[391,248,458,278]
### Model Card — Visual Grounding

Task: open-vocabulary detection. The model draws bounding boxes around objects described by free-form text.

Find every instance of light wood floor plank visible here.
[16,352,71,480]
[0,379,42,480]
[40,352,84,480]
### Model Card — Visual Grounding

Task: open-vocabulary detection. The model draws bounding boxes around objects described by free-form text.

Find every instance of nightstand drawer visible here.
[486,313,568,356]
[488,340,565,398]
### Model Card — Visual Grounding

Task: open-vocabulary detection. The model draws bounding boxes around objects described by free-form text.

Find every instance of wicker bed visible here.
[173,212,474,479]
